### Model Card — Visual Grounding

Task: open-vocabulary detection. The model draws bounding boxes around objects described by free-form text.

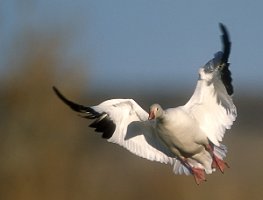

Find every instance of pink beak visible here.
[148,111,155,120]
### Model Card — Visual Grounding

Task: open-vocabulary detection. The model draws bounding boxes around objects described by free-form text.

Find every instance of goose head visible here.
[148,104,164,120]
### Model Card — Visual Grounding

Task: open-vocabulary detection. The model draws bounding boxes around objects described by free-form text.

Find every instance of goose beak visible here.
[148,111,155,120]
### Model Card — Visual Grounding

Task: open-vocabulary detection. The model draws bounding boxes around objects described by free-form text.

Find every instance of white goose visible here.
[53,23,236,184]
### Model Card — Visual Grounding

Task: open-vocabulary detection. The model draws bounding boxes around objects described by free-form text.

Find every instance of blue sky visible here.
[1,0,262,94]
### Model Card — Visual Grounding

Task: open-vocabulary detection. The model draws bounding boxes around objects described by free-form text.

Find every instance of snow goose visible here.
[53,23,236,184]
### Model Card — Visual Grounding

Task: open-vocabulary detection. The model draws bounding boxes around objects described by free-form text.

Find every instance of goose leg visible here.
[180,157,206,185]
[205,144,229,173]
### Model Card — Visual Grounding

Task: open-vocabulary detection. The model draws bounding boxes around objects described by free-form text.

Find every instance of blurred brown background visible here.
[1,33,263,200]
[1,1,263,200]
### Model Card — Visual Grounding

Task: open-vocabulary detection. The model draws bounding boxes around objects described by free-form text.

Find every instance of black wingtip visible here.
[89,116,116,139]
[219,23,226,33]
[219,23,231,64]
[218,23,234,96]
[52,86,90,113]
[52,86,64,101]
[52,86,72,107]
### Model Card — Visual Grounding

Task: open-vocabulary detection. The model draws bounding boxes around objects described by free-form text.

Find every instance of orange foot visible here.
[212,155,229,173]
[191,167,206,185]
[205,144,229,173]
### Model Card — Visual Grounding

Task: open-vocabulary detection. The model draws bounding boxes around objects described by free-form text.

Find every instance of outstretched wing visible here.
[53,87,178,166]
[183,23,237,146]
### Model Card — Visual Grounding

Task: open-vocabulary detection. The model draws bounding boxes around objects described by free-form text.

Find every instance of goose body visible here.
[53,23,236,184]
[154,106,209,157]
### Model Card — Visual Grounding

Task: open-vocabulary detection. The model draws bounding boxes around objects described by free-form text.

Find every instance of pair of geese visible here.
[53,23,236,185]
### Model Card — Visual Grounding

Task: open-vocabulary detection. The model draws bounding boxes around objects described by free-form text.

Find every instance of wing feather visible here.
[183,24,236,146]
[53,87,191,174]
[93,99,175,164]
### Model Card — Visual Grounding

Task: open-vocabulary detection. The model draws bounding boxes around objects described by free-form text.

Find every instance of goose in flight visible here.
[53,23,236,184]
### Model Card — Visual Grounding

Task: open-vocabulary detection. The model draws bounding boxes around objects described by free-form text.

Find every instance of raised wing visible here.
[183,24,237,146]
[53,87,191,172]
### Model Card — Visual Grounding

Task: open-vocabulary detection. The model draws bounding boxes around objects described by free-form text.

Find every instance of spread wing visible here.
[183,23,237,146]
[52,87,180,166]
